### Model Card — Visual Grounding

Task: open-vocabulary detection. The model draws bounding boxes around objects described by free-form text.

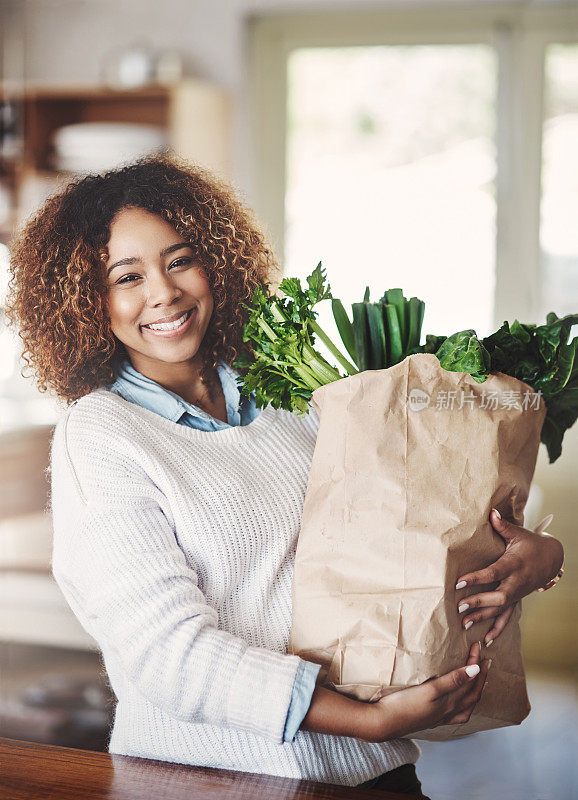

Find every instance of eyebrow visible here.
[106,243,194,277]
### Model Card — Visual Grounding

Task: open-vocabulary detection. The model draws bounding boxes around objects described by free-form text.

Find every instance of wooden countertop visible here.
[1,737,417,799]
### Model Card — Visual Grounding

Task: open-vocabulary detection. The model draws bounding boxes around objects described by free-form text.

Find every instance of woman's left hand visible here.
[455,509,564,646]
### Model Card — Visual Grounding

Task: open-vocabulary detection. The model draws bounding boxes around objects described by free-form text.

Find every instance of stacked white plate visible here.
[52,122,168,174]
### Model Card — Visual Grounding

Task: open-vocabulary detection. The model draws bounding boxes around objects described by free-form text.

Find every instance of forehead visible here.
[106,207,184,255]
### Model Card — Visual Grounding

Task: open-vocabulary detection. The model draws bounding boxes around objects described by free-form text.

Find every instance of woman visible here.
[6,155,564,795]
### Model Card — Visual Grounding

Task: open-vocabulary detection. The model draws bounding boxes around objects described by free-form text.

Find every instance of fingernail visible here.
[534,513,554,534]
[485,638,493,647]
[465,664,480,678]
[487,659,493,670]
[492,508,502,519]
[465,620,474,630]
[455,580,467,590]
[458,603,470,614]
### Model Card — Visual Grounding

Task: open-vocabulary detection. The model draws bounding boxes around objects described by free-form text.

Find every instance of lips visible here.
[141,308,193,327]
[140,308,195,338]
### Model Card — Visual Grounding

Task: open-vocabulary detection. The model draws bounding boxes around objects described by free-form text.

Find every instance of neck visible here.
[125,351,219,403]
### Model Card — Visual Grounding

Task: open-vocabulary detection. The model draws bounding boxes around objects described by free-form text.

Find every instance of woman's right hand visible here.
[360,642,491,742]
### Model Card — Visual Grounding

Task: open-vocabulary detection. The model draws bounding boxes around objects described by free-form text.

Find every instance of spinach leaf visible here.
[434,330,491,383]
[428,315,578,462]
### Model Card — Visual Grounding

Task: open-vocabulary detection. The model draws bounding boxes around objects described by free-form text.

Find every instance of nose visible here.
[145,269,183,307]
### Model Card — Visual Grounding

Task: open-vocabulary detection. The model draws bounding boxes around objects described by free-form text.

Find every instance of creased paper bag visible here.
[288,354,546,741]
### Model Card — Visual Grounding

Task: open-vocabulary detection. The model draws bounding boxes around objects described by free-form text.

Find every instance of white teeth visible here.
[145,311,189,331]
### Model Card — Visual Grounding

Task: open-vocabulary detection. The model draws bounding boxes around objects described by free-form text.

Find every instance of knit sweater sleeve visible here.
[50,404,303,744]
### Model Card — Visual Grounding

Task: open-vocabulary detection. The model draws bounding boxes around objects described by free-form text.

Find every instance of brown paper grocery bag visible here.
[289,353,546,740]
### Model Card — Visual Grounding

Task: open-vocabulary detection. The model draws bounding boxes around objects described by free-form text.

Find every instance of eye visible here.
[169,257,193,269]
[116,273,141,285]
[114,257,193,285]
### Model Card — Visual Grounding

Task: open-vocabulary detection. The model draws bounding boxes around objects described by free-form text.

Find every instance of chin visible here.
[149,346,203,364]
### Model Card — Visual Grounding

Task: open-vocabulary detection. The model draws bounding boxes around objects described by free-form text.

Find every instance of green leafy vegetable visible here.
[366,303,387,370]
[434,330,491,383]
[406,297,422,353]
[237,264,357,414]
[345,287,426,370]
[238,264,578,462]
[425,313,578,461]
[331,299,357,363]
[383,304,404,366]
[351,302,370,371]
[481,313,578,461]
[382,289,407,352]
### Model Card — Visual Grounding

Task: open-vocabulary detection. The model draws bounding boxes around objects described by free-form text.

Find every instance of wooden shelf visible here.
[21,89,171,173]
[4,84,172,100]
[0,80,231,244]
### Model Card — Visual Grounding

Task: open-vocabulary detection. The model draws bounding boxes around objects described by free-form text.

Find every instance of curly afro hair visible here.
[5,153,278,403]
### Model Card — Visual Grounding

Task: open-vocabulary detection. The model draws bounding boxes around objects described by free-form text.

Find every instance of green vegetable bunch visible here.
[238,263,578,462]
[332,288,425,371]
[237,264,357,414]
[427,314,578,462]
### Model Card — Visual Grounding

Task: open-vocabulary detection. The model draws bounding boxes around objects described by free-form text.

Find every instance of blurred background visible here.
[0,1,576,798]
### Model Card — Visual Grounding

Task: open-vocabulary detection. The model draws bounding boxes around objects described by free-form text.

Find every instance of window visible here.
[286,45,497,338]
[251,6,578,343]
[539,43,578,320]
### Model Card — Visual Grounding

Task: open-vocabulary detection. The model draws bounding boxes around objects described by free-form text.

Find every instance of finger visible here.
[428,663,482,700]
[425,644,481,702]
[445,711,472,724]
[455,559,510,591]
[445,700,478,725]
[462,657,491,705]
[461,605,503,629]
[483,605,515,646]
[534,513,554,535]
[448,659,492,721]
[457,584,515,616]
[465,641,482,665]
[455,510,526,590]
[435,654,488,724]
[489,508,522,542]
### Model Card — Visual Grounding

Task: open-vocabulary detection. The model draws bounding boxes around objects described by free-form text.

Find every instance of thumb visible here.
[490,508,517,540]
[430,664,481,698]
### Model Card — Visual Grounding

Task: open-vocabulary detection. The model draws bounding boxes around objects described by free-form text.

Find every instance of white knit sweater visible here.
[50,388,419,785]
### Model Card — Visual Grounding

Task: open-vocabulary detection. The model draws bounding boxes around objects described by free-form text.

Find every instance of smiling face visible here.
[105,206,214,379]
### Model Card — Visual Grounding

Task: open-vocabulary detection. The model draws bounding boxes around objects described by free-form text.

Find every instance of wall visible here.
[2,0,568,196]
[524,428,577,671]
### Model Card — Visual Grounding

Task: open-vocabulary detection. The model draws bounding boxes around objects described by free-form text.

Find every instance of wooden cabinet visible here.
[0,80,230,244]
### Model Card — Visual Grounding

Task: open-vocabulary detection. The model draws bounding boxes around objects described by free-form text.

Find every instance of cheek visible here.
[193,272,214,314]
[197,269,211,292]
[107,293,140,334]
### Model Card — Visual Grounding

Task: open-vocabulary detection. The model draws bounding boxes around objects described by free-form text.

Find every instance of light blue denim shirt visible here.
[108,359,320,742]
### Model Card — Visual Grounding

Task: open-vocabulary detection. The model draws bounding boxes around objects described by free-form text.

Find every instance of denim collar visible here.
[108,359,245,428]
